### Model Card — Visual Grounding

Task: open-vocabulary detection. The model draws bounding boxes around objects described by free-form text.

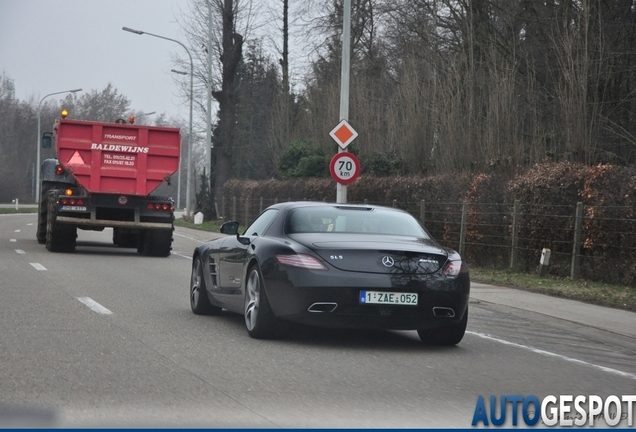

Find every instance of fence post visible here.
[364,198,368,205]
[571,202,583,280]
[510,200,519,269]
[244,197,250,226]
[459,201,468,256]
[232,196,237,221]
[275,197,278,204]
[221,195,225,219]
[420,200,426,225]
[392,199,397,208]
[259,197,263,213]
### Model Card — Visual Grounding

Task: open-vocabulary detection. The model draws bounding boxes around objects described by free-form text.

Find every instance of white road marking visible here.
[15,249,25,254]
[171,251,191,259]
[77,297,113,315]
[27,223,33,226]
[30,263,47,271]
[468,331,636,380]
[10,239,16,242]
[173,232,201,241]
[14,229,21,232]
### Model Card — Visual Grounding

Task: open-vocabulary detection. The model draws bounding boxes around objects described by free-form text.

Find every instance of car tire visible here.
[190,257,222,315]
[244,264,281,339]
[418,307,468,346]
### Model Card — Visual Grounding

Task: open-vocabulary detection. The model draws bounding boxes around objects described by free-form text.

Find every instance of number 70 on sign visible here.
[330,152,361,185]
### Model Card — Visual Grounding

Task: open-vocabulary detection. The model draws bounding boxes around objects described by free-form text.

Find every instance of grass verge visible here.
[470,266,636,313]
[174,217,223,232]
[0,208,38,214]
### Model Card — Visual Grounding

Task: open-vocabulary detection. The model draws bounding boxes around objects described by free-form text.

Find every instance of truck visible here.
[37,115,181,257]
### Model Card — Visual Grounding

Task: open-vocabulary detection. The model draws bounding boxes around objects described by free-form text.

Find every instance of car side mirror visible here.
[220,221,239,235]
[42,132,53,149]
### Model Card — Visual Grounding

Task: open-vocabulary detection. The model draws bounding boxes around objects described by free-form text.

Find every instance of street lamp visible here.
[123,26,194,217]
[171,69,189,210]
[35,88,82,202]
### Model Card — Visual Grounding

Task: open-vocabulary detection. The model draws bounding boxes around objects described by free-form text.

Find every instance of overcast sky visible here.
[0,0,192,120]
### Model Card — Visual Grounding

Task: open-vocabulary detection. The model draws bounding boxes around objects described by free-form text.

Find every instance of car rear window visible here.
[287,206,430,238]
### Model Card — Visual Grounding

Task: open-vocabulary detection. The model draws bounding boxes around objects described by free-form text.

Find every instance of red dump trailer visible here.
[36,117,181,256]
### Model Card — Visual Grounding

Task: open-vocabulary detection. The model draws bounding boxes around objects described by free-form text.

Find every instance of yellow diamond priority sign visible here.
[329,119,358,150]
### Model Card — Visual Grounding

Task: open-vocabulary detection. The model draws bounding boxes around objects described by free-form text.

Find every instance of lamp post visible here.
[35,88,82,203]
[171,69,189,210]
[123,26,194,217]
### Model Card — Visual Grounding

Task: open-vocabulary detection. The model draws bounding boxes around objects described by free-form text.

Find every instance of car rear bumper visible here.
[262,265,470,330]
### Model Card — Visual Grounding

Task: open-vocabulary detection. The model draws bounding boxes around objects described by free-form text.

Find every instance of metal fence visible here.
[222,196,636,286]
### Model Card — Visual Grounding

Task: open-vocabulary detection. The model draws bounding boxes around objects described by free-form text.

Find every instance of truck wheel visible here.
[37,182,58,244]
[36,202,47,244]
[113,228,139,248]
[45,190,77,253]
[138,228,173,257]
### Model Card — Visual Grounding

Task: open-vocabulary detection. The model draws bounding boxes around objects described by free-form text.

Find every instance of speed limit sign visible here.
[330,152,361,185]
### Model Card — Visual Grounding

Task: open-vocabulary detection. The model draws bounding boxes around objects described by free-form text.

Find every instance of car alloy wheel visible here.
[244,265,280,339]
[245,267,261,331]
[190,257,220,315]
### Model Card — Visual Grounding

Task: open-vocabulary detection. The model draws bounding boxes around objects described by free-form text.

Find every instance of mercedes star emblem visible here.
[382,256,395,268]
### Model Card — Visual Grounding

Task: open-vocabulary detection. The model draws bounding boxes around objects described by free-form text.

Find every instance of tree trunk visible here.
[213,0,243,217]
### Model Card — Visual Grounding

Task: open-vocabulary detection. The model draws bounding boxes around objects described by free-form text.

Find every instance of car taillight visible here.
[442,260,467,278]
[276,254,328,271]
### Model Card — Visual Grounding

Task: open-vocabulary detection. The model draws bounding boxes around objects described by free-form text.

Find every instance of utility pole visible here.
[336,0,352,204]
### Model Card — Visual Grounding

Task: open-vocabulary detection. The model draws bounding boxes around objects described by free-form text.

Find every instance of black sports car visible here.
[190,202,470,344]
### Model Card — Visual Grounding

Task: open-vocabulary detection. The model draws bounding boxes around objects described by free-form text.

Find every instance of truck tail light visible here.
[147,203,173,211]
[60,198,84,206]
[55,165,65,175]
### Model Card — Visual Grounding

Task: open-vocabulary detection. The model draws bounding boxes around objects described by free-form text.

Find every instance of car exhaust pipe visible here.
[432,307,455,318]
[308,302,338,313]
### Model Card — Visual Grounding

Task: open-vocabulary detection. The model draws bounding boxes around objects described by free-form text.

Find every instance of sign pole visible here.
[337,0,352,204]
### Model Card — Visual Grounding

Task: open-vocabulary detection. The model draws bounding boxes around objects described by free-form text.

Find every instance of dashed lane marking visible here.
[10,239,16,242]
[77,297,113,315]
[15,249,25,254]
[29,263,47,271]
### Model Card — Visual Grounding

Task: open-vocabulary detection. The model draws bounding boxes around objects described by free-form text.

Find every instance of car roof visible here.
[265,201,405,213]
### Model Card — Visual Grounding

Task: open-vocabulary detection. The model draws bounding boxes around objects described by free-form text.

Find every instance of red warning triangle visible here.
[67,151,85,165]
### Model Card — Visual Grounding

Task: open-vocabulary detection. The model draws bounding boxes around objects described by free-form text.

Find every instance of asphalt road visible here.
[1,213,635,428]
